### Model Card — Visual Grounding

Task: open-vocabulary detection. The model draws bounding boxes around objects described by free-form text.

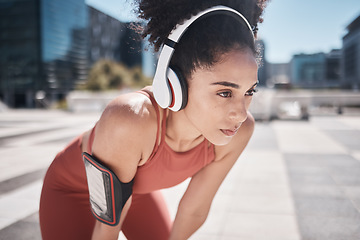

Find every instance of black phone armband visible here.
[83,152,134,226]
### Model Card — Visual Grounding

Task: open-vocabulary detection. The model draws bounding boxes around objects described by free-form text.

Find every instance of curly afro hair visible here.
[134,0,269,79]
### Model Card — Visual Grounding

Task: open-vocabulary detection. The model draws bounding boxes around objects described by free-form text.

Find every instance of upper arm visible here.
[178,112,255,215]
[91,93,157,183]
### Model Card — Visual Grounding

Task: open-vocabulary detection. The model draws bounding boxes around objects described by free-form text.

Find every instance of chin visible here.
[207,135,233,146]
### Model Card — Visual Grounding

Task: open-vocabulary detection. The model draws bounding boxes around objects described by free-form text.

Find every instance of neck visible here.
[165,110,204,151]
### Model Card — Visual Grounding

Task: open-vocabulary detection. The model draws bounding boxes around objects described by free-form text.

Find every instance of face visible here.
[183,48,258,146]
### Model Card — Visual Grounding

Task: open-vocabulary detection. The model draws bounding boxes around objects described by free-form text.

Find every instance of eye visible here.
[245,88,258,96]
[217,91,232,98]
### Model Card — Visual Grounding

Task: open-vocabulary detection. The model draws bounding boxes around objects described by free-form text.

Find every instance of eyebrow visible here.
[211,80,259,89]
[211,81,240,89]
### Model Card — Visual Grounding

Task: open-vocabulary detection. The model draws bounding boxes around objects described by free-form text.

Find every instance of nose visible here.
[228,99,248,123]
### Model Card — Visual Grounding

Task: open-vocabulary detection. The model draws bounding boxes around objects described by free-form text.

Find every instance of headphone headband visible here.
[153,5,255,110]
[168,6,254,43]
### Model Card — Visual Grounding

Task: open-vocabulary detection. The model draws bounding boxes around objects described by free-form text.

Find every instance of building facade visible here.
[0,0,42,107]
[0,0,88,108]
[88,6,155,77]
[88,6,125,66]
[342,14,360,90]
[325,49,341,88]
[290,53,326,88]
[41,0,88,104]
[256,39,267,86]
[267,63,291,88]
[0,0,153,108]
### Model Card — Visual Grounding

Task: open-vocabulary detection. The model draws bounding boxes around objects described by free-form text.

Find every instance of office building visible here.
[342,14,360,90]
[256,39,267,86]
[88,6,142,68]
[0,0,154,108]
[0,0,88,108]
[267,63,291,88]
[290,53,326,88]
[325,49,341,88]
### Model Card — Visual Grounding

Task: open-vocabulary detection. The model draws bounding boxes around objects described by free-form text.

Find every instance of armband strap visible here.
[83,152,134,226]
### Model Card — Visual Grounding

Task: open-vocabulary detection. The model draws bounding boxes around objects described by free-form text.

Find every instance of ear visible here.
[168,67,188,111]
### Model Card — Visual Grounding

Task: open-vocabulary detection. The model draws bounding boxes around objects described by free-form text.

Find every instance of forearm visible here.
[91,221,120,240]
[169,211,208,240]
[91,196,132,240]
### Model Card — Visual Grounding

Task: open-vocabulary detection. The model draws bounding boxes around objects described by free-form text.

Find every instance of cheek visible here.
[245,97,253,109]
[187,97,214,122]
[187,87,212,112]
[185,93,219,128]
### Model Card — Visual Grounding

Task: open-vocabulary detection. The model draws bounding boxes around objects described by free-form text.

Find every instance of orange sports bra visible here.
[88,89,215,194]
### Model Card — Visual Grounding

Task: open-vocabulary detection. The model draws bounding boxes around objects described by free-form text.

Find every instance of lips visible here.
[221,125,241,137]
[221,128,238,137]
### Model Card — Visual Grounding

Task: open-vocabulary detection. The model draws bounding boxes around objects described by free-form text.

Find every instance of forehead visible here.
[190,48,258,87]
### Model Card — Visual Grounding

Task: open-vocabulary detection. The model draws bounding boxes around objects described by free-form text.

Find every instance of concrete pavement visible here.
[0,109,359,239]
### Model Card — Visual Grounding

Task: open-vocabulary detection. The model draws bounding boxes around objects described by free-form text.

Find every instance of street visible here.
[0,109,359,239]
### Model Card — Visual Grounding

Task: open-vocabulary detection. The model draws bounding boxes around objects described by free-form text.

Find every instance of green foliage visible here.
[52,99,68,110]
[80,59,152,91]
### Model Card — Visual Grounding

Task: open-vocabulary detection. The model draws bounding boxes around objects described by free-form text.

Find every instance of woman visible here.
[39,0,268,239]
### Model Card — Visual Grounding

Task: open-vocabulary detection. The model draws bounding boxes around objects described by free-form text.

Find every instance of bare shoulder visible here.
[98,90,157,134]
[214,111,255,162]
[91,90,158,182]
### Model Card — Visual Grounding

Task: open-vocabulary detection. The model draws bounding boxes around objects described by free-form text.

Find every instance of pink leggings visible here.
[39,136,172,240]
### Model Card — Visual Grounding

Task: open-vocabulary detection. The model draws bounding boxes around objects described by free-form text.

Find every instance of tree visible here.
[80,59,151,91]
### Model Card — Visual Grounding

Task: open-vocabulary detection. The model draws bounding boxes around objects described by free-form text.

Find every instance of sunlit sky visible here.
[86,0,360,63]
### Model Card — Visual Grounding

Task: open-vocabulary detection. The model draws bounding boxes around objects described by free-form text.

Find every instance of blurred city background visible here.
[0,0,359,117]
[0,0,360,239]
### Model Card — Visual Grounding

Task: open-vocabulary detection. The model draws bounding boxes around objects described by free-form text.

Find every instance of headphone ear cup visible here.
[167,66,188,111]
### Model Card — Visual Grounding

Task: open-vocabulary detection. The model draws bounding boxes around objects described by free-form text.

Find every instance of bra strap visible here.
[87,123,97,153]
[137,89,162,154]
[160,108,167,141]
[204,139,209,166]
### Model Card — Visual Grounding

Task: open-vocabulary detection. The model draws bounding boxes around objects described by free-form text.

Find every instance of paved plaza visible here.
[0,109,359,239]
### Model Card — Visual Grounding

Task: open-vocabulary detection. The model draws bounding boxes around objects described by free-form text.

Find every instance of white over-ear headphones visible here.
[152,5,255,111]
